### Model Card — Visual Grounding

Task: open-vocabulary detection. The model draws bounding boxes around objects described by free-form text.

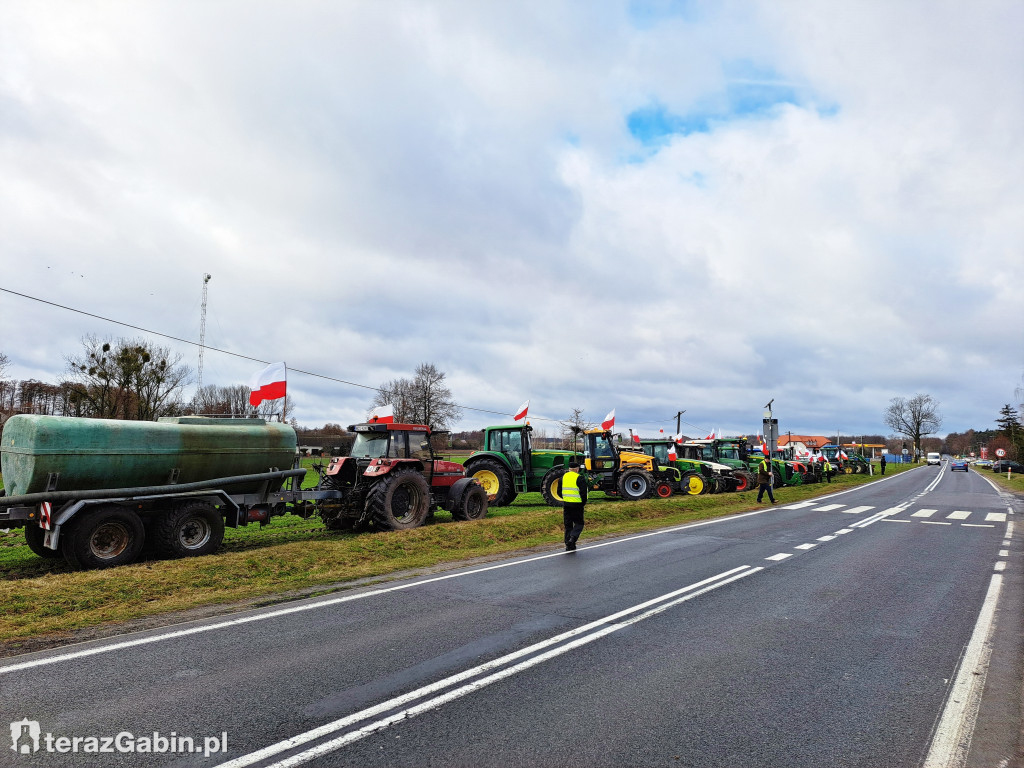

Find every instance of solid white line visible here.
[765,553,792,561]
[923,574,1003,768]
[215,566,764,768]
[994,561,1006,572]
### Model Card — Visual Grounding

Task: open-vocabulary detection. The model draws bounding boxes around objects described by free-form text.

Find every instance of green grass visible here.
[0,460,916,650]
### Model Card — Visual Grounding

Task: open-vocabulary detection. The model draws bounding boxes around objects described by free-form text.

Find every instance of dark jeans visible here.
[757,482,776,503]
[563,503,585,546]
[880,463,886,475]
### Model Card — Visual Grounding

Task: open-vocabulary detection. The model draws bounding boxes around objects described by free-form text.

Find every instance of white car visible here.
[927,452,941,466]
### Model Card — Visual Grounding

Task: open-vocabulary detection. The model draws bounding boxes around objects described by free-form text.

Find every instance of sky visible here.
[1,0,1022,440]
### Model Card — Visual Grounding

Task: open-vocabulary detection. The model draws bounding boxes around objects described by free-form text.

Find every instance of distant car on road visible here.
[926,452,942,466]
[950,458,968,472]
[975,459,993,468]
[991,460,1023,473]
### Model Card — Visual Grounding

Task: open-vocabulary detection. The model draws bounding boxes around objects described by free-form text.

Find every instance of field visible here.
[0,460,916,653]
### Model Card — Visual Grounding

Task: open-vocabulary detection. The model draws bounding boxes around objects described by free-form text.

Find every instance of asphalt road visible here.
[1,464,1019,768]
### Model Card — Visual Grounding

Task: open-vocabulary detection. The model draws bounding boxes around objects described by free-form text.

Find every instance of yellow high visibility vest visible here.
[561,470,582,503]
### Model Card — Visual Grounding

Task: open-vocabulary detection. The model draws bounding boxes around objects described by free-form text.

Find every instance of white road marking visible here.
[994,561,1006,572]
[912,509,938,518]
[998,550,1008,557]
[766,553,793,561]
[882,519,911,523]
[923,574,1003,768]
[214,566,764,768]
[795,543,817,550]
[843,505,875,515]
[834,528,854,535]
[1003,540,1011,546]
[922,521,952,526]
[985,513,1007,522]
[947,511,971,520]
[961,524,995,528]
[817,535,836,541]
[781,502,816,509]
[813,504,847,512]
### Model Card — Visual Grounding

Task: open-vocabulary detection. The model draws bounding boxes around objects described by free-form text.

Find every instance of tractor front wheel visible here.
[655,480,674,498]
[617,469,655,501]
[681,472,705,495]
[367,471,430,531]
[540,467,567,508]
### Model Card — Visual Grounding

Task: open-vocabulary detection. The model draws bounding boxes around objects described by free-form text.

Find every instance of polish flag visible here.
[368,404,395,424]
[248,362,287,407]
[632,433,640,444]
[705,430,714,439]
[839,450,849,460]
[672,432,684,444]
[513,400,529,421]
[601,409,615,430]
[667,446,677,461]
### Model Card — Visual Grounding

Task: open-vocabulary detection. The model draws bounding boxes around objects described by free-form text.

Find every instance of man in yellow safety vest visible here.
[561,459,589,551]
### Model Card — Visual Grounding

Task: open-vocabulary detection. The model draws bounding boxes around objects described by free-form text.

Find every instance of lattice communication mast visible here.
[197,273,212,392]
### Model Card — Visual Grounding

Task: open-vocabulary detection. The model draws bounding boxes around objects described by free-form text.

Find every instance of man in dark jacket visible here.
[561,460,589,551]
[756,457,776,504]
[880,455,887,475]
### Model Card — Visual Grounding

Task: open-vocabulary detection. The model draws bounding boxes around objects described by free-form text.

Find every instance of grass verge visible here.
[0,464,916,652]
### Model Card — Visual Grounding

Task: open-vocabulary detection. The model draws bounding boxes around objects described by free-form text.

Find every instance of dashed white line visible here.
[947,511,971,520]
[912,509,938,518]
[998,550,1009,557]
[834,528,854,535]
[766,553,793,561]
[922,521,953,526]
[985,513,1008,522]
[781,502,816,509]
[994,561,1006,572]
[962,524,995,528]
[882,519,911,523]
[843,506,876,515]
[794,543,817,550]
[813,504,847,512]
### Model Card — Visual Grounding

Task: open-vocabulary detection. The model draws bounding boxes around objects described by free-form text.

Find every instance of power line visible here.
[0,286,712,431]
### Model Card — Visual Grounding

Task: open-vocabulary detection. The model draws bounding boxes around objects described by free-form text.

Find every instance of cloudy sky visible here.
[1,0,1021,439]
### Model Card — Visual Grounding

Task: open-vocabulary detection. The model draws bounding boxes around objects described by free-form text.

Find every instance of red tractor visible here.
[318,421,487,532]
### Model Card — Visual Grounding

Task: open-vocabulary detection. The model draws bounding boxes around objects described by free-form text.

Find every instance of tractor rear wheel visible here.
[733,471,753,492]
[540,467,567,508]
[466,458,516,507]
[367,471,430,531]
[617,469,655,501]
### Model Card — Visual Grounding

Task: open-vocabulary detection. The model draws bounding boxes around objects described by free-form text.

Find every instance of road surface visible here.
[2,464,1020,767]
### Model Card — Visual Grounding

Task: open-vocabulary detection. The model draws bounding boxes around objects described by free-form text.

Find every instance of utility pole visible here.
[676,410,686,434]
[197,273,212,394]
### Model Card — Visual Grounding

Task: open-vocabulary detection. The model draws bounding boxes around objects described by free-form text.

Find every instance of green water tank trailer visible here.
[0,414,297,496]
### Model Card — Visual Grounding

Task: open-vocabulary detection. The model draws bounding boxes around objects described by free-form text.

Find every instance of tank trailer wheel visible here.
[61,505,145,570]
[24,525,62,559]
[617,469,655,501]
[153,501,225,558]
[540,467,568,508]
[368,470,431,531]
[467,458,515,507]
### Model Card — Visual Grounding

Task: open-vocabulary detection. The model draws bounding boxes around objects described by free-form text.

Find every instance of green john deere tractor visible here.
[681,438,757,492]
[463,424,580,506]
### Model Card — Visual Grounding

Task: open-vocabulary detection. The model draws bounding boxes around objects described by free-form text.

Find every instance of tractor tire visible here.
[151,501,225,558]
[451,483,488,521]
[60,505,145,570]
[654,480,674,498]
[618,469,655,501]
[681,472,705,495]
[24,525,61,558]
[733,471,753,492]
[367,470,431,531]
[540,467,567,508]
[466,458,516,507]
[843,466,854,475]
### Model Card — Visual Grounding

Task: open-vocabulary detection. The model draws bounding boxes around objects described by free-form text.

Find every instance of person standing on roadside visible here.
[880,454,887,475]
[561,460,588,551]
[823,457,833,483]
[756,456,776,504]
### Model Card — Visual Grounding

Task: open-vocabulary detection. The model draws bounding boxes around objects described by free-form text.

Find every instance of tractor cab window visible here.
[593,434,615,459]
[698,444,715,461]
[489,429,524,468]
[350,432,389,459]
[718,446,740,461]
[411,436,432,461]
[650,444,668,463]
[387,432,408,458]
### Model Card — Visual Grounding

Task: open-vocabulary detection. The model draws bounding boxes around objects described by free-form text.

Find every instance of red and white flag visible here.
[705,430,714,439]
[248,362,287,407]
[667,446,677,461]
[368,403,395,424]
[631,433,640,444]
[513,400,529,421]
[839,450,849,460]
[672,432,684,444]
[601,409,615,430]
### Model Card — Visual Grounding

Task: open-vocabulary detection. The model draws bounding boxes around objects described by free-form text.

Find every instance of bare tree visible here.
[63,336,192,420]
[0,351,9,379]
[193,383,293,421]
[883,394,942,459]
[559,408,594,451]
[370,363,461,429]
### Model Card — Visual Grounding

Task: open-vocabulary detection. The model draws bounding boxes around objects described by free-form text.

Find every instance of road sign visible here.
[901,449,909,455]
[995,448,1006,458]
